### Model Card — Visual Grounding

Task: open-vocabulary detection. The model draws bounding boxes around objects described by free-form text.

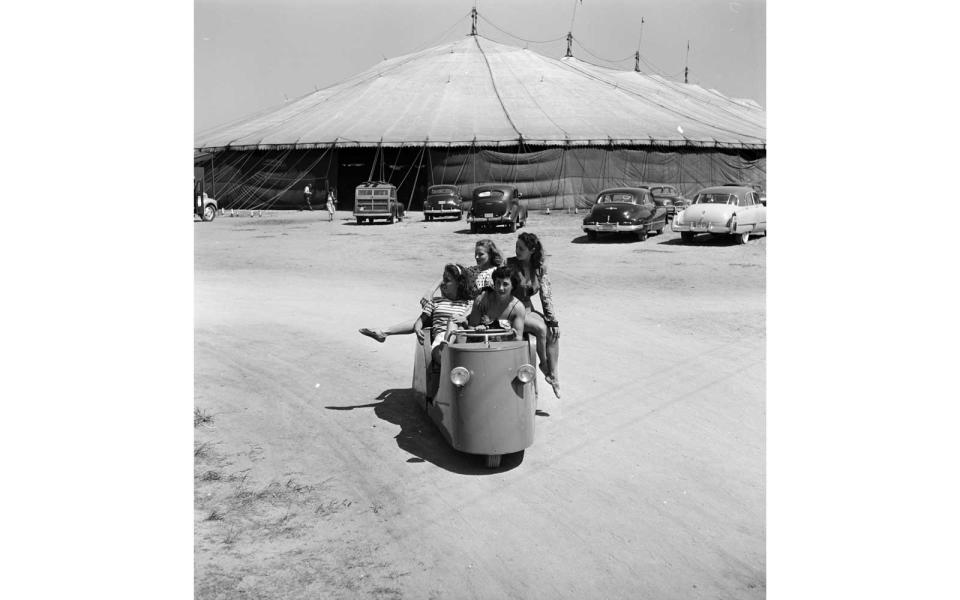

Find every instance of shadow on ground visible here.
[569,231,668,244]
[656,233,766,246]
[326,388,524,475]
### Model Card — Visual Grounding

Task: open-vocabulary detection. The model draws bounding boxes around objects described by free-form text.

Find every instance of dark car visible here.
[581,187,668,241]
[467,185,528,233]
[646,184,689,220]
[423,185,463,221]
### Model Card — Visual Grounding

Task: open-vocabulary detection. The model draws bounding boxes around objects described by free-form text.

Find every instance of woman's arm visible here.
[537,266,559,341]
[509,302,526,339]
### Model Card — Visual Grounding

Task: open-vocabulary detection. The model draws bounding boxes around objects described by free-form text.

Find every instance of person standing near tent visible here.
[303,183,314,211]
[325,189,336,221]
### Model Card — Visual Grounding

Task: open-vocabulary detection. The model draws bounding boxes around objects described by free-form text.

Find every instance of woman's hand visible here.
[548,325,560,341]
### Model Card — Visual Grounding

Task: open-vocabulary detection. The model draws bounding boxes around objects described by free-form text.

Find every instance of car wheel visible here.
[681,231,695,243]
[508,218,517,233]
[470,223,479,233]
[356,217,363,225]
[202,204,216,222]
[736,231,749,245]
[390,213,397,224]
[586,231,597,241]
[485,454,501,469]
[636,229,648,242]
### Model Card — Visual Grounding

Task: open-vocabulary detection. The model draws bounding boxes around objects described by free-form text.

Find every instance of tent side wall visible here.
[197,145,765,211]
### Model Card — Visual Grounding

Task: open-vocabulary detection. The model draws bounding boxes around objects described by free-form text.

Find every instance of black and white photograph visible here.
[8,1,959,599]
[193,1,765,598]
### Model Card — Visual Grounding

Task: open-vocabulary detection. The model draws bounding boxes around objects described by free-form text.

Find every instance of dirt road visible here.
[194,210,765,599]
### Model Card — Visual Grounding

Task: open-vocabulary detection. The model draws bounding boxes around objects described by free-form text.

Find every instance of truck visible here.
[353,181,404,224]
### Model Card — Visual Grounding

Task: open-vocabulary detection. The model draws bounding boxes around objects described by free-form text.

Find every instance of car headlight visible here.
[517,364,535,383]
[450,366,471,387]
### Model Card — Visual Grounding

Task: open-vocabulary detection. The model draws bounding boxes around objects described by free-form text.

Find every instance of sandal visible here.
[359,328,386,343]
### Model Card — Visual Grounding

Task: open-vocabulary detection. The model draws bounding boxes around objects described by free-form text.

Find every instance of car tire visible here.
[356,217,363,225]
[485,454,501,469]
[508,218,517,233]
[390,213,397,224]
[736,231,749,245]
[681,231,695,243]
[586,231,597,241]
[202,204,216,222]
[470,223,479,233]
[637,229,648,242]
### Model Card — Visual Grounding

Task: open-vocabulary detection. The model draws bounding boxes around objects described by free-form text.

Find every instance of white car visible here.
[672,185,766,244]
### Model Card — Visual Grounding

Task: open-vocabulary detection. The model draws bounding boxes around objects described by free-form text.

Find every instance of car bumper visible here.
[354,211,392,217]
[672,220,732,234]
[468,215,511,223]
[582,222,649,233]
[424,209,461,216]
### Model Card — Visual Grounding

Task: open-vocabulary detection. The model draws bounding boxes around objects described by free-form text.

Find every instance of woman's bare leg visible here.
[360,316,418,342]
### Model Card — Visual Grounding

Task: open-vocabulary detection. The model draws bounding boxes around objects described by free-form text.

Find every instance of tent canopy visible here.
[195,36,765,152]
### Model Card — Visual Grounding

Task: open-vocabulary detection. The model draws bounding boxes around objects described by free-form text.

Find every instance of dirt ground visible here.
[194,209,766,599]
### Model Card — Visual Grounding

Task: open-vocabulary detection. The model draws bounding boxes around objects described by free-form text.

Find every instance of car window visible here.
[750,192,759,205]
[476,190,505,200]
[695,193,736,205]
[597,193,637,204]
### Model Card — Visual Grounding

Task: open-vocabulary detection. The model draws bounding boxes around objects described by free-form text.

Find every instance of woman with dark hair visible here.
[507,232,561,398]
[359,239,504,343]
[462,265,526,340]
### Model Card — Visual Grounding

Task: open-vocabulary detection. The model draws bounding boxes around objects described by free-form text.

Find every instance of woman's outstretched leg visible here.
[360,316,418,343]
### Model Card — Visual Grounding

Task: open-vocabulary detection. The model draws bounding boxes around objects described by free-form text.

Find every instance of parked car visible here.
[672,185,766,244]
[194,173,217,222]
[354,181,404,224]
[722,182,765,206]
[194,192,218,222]
[423,185,463,221]
[581,187,668,241]
[646,184,689,220]
[467,185,528,233]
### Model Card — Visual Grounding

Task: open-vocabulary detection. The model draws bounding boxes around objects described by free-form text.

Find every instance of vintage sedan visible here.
[581,187,668,241]
[672,185,767,244]
[646,184,689,220]
[423,185,463,221]
[467,185,528,233]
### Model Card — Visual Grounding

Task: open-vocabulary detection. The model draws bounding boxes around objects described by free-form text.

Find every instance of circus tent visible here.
[195,34,765,211]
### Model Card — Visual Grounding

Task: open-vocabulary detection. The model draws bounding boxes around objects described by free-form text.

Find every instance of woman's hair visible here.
[516,232,544,271]
[443,263,472,301]
[475,239,505,267]
[491,265,522,291]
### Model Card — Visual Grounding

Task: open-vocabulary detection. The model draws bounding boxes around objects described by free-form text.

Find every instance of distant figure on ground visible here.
[303,184,314,211]
[326,189,336,221]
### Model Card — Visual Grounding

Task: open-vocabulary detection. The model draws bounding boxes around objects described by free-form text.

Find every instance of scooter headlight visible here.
[450,366,471,387]
[517,364,535,383]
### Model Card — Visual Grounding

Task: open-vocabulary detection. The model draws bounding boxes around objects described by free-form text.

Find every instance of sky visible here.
[195,0,765,134]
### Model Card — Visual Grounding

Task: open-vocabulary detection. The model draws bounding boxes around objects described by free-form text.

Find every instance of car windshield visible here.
[695,193,736,205]
[650,186,675,195]
[597,193,637,204]
[430,187,456,195]
[476,190,505,200]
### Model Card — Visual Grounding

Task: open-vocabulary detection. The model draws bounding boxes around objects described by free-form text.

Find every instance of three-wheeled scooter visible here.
[412,328,539,468]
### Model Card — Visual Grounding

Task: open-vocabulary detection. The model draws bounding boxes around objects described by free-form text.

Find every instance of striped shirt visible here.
[420,296,473,345]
